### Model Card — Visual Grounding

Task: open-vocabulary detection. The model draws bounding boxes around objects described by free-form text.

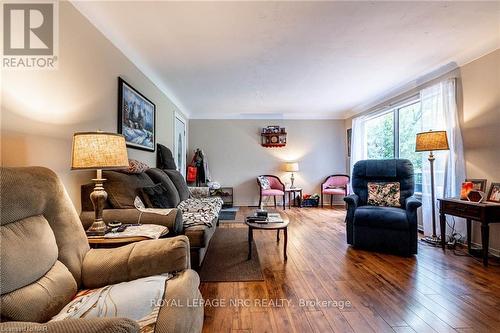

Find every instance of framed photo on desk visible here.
[487,182,500,203]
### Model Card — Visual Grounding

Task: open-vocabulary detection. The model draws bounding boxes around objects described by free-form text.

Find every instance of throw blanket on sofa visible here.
[51,274,173,333]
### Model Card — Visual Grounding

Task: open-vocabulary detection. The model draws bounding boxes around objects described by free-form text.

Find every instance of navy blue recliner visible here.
[344,159,422,256]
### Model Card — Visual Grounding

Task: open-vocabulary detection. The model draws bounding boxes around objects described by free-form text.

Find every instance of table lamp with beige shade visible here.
[415,130,449,245]
[71,132,129,235]
[284,162,299,189]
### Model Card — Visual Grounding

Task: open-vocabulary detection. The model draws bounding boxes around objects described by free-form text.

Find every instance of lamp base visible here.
[87,171,108,237]
[86,220,107,236]
[421,235,441,246]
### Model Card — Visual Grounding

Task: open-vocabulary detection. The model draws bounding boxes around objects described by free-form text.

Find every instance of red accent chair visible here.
[257,175,286,210]
[321,174,350,207]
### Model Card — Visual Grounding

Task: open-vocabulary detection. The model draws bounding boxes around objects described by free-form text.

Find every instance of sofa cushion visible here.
[1,261,77,322]
[354,206,409,230]
[0,215,58,294]
[183,223,217,248]
[156,144,177,170]
[139,184,176,209]
[145,168,181,207]
[164,170,190,201]
[103,171,155,208]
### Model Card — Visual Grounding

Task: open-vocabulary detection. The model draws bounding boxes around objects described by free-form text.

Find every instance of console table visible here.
[438,198,500,266]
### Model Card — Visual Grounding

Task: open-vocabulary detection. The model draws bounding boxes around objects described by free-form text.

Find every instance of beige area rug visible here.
[199,228,264,282]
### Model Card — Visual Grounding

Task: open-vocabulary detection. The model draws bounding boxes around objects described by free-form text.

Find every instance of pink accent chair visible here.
[321,174,350,207]
[257,175,286,210]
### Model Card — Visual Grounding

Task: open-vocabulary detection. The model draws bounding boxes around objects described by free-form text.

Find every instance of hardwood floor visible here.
[200,207,500,333]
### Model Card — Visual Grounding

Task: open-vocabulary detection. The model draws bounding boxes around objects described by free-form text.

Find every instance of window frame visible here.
[363,95,422,195]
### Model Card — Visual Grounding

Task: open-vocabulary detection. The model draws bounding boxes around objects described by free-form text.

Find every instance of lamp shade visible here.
[415,130,449,152]
[71,132,129,170]
[284,162,299,172]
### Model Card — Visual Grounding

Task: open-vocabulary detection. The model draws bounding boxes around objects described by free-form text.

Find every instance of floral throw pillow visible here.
[258,176,271,190]
[367,182,401,207]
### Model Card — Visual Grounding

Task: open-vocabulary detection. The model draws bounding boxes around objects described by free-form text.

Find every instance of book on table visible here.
[247,213,284,224]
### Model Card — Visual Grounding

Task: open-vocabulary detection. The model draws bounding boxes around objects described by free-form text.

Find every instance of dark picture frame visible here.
[347,128,352,158]
[486,182,500,203]
[465,178,487,192]
[118,77,156,152]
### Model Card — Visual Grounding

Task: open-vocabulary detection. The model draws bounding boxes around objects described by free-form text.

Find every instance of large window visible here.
[364,99,423,193]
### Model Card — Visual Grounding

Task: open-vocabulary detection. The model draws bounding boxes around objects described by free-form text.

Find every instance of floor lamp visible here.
[415,130,449,245]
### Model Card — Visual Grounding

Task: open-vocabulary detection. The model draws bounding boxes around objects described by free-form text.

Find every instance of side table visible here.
[285,188,302,209]
[87,226,169,248]
[438,198,500,266]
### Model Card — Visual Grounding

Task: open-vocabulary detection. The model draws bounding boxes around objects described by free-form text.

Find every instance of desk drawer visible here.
[442,201,481,218]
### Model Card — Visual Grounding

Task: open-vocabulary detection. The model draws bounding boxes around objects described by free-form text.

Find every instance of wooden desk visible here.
[438,198,500,266]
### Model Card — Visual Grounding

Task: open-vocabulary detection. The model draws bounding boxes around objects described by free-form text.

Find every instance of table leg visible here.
[299,190,302,207]
[247,227,253,260]
[466,218,472,254]
[277,229,280,242]
[481,223,489,266]
[284,227,288,261]
[288,192,291,209]
[440,213,446,251]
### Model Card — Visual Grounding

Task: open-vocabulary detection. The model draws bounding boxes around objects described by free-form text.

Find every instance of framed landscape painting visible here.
[118,77,156,151]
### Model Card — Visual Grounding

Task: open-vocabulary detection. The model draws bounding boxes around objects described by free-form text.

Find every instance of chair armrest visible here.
[343,194,359,244]
[0,318,139,333]
[80,208,183,235]
[82,235,190,289]
[189,186,210,198]
[343,194,359,209]
[405,196,422,213]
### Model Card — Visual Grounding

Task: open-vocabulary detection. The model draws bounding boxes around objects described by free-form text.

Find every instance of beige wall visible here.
[460,50,500,252]
[344,49,500,252]
[1,2,184,211]
[188,119,347,206]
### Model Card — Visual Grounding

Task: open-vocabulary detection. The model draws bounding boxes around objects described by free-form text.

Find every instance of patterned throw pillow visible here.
[258,176,271,190]
[118,159,150,174]
[367,182,401,207]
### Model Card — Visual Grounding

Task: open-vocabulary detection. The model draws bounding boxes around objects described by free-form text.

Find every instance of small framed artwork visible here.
[118,77,156,152]
[486,182,500,203]
[347,128,352,158]
[465,178,487,192]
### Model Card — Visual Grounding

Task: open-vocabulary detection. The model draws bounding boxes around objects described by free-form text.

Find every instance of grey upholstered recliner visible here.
[0,167,203,332]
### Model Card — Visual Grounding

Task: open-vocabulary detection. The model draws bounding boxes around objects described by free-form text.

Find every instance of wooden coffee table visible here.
[245,213,289,261]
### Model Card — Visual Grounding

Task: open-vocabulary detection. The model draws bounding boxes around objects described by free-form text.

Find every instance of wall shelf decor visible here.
[261,126,287,147]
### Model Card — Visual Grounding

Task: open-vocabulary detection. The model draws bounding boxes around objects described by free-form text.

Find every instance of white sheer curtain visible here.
[420,79,466,238]
[350,114,367,179]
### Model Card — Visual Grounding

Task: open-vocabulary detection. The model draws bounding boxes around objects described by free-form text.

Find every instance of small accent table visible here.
[438,198,500,266]
[285,188,303,209]
[245,213,290,261]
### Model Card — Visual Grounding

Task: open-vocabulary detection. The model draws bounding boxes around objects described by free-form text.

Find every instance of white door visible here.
[174,115,187,178]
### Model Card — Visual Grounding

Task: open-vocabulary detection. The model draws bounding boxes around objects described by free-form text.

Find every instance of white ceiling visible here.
[72,1,499,119]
